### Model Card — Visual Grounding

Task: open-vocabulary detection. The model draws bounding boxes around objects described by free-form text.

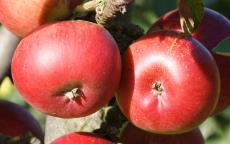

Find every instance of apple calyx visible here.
[152,81,164,96]
[64,88,82,100]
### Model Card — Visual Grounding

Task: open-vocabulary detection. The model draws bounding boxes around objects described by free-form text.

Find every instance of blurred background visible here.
[0,0,230,143]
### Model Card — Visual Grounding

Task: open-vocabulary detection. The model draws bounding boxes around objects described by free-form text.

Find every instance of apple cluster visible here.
[1,0,230,143]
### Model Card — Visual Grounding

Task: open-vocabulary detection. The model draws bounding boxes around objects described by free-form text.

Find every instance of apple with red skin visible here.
[149,8,230,49]
[116,30,220,134]
[12,20,121,118]
[0,100,44,141]
[121,123,204,144]
[0,0,83,37]
[149,8,230,114]
[51,132,112,144]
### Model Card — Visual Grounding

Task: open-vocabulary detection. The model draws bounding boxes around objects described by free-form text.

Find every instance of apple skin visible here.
[0,0,83,37]
[149,8,230,114]
[51,132,112,144]
[116,30,220,134]
[0,100,44,141]
[12,20,121,118]
[121,123,204,144]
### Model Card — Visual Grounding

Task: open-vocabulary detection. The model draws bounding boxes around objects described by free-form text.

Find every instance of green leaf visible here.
[45,109,106,143]
[200,117,222,139]
[177,0,204,34]
[44,106,127,144]
[213,36,230,56]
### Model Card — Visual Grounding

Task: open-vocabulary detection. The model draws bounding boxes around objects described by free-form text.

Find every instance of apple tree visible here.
[1,0,230,144]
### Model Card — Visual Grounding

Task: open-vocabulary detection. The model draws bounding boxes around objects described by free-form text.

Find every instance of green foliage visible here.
[213,36,230,56]
[209,0,230,19]
[131,0,176,32]
[177,0,204,34]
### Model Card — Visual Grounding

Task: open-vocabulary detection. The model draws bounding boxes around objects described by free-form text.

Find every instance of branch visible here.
[74,0,97,13]
[74,0,134,26]
[96,0,133,26]
[0,26,20,82]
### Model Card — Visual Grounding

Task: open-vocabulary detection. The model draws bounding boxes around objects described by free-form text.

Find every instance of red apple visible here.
[0,0,83,37]
[116,30,220,134]
[121,123,204,144]
[51,132,112,144]
[12,20,121,118]
[149,8,230,114]
[0,100,44,141]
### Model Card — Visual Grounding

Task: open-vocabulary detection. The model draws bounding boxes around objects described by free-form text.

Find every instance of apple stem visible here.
[152,81,164,96]
[177,0,204,35]
[64,88,81,100]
